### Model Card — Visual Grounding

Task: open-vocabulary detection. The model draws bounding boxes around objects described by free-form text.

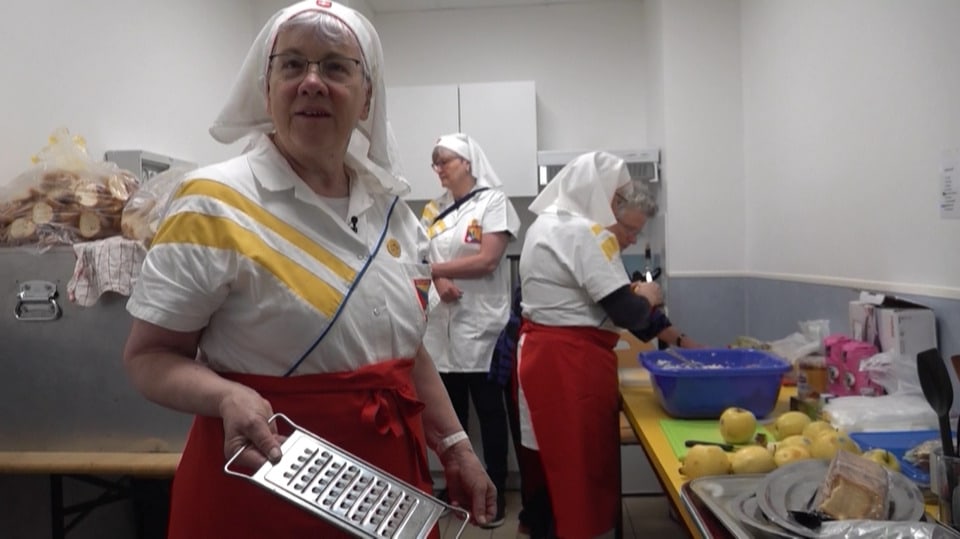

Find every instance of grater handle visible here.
[223,413,295,479]
[447,506,470,538]
[223,440,256,480]
[224,412,474,536]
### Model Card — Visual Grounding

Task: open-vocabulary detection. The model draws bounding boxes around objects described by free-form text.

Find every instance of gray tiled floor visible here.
[435,490,691,538]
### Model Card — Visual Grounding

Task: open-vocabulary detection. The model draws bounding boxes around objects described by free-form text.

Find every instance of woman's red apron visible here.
[167,359,436,538]
[518,320,621,539]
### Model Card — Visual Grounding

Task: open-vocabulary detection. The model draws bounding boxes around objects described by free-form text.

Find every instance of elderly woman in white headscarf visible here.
[419,133,520,528]
[122,2,495,536]
[514,152,661,539]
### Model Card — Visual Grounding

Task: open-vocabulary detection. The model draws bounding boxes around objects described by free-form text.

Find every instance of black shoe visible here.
[479,492,506,529]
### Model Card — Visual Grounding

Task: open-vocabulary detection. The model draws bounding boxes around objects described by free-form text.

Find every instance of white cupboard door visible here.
[386,84,459,201]
[458,81,538,197]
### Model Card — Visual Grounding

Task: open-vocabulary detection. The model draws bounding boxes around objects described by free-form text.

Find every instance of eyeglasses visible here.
[268,53,363,84]
[431,156,462,171]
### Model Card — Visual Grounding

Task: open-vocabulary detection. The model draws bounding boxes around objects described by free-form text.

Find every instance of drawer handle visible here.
[14,280,62,321]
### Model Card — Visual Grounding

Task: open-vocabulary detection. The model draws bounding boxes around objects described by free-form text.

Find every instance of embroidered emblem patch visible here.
[464,219,482,244]
[316,1,333,7]
[413,278,431,313]
[386,238,401,258]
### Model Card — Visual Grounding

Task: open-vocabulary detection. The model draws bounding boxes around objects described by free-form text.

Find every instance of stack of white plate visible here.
[726,459,929,538]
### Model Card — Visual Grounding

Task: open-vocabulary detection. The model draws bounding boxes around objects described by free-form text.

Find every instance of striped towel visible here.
[67,236,146,307]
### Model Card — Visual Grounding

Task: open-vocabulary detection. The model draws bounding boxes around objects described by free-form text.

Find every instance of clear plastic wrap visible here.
[861,350,925,396]
[818,520,960,539]
[814,450,889,520]
[121,165,191,246]
[766,320,831,363]
[824,394,940,432]
[0,128,140,249]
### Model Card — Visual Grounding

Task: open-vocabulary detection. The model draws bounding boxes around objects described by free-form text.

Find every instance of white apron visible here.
[421,189,518,372]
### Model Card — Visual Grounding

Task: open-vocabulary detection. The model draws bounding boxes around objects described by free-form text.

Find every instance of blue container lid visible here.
[849,430,943,487]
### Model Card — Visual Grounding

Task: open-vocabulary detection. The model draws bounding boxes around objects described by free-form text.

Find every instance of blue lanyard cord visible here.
[283,196,400,377]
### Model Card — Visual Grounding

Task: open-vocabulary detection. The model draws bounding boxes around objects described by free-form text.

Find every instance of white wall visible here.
[373,0,648,152]
[0,0,253,185]
[652,0,747,274]
[741,0,960,296]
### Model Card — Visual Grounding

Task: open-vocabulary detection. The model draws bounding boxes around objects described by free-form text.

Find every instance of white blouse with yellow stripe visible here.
[517,210,629,331]
[419,189,519,373]
[127,134,431,376]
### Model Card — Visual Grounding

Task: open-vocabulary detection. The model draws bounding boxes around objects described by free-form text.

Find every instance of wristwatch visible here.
[675,333,686,347]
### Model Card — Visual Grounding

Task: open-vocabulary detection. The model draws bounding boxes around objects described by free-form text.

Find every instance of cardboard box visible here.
[615,329,656,369]
[848,291,938,358]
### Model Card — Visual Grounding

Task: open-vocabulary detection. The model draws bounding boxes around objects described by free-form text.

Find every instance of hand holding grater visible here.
[225,413,469,538]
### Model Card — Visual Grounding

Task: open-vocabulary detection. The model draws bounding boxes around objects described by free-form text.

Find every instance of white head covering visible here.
[528,151,630,227]
[209,0,407,195]
[434,133,503,189]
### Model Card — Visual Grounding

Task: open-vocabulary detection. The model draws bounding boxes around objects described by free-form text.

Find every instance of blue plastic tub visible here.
[639,348,791,419]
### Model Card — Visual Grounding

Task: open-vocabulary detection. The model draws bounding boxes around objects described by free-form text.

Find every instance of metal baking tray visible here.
[686,474,767,539]
[225,413,468,538]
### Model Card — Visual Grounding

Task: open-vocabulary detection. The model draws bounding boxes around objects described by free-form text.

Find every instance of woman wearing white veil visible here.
[123,2,495,536]
[515,152,661,538]
[420,133,521,528]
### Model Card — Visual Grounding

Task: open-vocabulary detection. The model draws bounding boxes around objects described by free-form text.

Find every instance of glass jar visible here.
[797,354,828,400]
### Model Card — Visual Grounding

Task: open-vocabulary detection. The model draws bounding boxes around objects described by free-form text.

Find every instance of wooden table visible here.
[0,451,180,539]
[0,451,180,476]
[619,382,940,537]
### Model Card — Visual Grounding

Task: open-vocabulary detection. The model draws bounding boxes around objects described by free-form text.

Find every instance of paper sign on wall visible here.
[942,148,959,219]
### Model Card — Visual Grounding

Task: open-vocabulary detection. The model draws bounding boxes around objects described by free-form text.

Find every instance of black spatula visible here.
[918,348,955,458]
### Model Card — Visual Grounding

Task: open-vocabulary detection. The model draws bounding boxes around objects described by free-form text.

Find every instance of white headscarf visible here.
[209,0,408,195]
[434,133,503,189]
[528,151,630,227]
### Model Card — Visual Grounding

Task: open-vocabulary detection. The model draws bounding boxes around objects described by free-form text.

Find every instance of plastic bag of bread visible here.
[813,450,890,521]
[121,165,191,246]
[0,128,140,248]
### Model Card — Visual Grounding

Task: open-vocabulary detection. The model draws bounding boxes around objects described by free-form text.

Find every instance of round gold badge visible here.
[386,238,401,258]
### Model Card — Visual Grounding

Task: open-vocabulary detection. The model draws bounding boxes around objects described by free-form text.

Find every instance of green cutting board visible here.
[660,419,774,459]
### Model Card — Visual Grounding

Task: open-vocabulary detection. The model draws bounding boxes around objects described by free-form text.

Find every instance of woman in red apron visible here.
[515,152,662,538]
[122,2,496,536]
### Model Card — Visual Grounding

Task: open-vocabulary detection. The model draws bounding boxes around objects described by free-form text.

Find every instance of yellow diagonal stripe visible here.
[422,200,439,222]
[590,224,604,235]
[427,220,447,239]
[600,235,620,261]
[174,179,356,283]
[154,212,342,318]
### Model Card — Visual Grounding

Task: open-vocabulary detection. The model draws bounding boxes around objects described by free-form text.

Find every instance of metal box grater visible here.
[225,414,468,538]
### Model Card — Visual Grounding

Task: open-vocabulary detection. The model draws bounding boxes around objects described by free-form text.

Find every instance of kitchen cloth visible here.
[660,419,774,459]
[68,236,146,306]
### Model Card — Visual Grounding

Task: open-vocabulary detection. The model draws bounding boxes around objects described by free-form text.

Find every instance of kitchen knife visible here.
[684,440,734,451]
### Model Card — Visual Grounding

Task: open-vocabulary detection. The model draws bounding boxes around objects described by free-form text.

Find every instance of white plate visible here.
[756,459,926,539]
[726,492,795,539]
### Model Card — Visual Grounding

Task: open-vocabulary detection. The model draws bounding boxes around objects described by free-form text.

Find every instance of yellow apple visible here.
[862,449,901,473]
[719,407,758,444]
[779,434,813,449]
[810,430,862,460]
[769,411,812,441]
[802,420,835,440]
[774,445,813,467]
[730,445,777,474]
[680,445,731,479]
